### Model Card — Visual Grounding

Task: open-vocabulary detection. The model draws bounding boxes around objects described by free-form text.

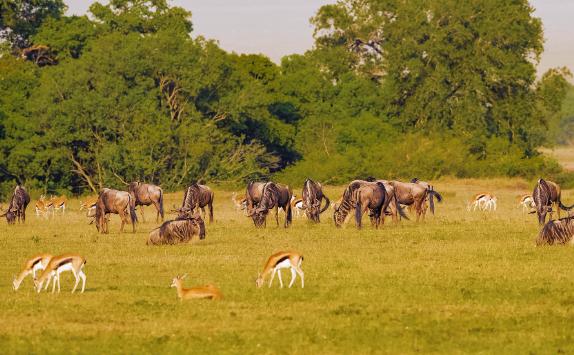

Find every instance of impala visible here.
[256,251,304,288]
[13,253,53,290]
[34,254,86,293]
[170,274,222,300]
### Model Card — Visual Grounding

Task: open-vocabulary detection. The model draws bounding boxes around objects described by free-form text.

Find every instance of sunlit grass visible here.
[1,180,574,353]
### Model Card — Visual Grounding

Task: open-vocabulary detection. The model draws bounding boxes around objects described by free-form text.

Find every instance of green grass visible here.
[2,180,574,354]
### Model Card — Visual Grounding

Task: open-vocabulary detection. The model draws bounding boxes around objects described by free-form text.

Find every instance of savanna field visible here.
[1,179,574,354]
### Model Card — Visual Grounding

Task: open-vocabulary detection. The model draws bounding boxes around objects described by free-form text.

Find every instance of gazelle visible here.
[50,195,67,215]
[35,195,50,218]
[170,274,222,300]
[256,251,304,289]
[231,192,247,212]
[13,253,53,290]
[519,194,536,212]
[468,193,497,212]
[34,254,86,293]
[290,195,305,218]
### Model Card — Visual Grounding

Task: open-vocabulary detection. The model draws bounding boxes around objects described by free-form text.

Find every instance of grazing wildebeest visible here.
[180,183,214,223]
[375,180,409,225]
[411,178,443,215]
[536,216,574,246]
[302,179,330,223]
[531,179,573,225]
[128,181,164,223]
[147,212,205,245]
[334,180,401,229]
[245,181,266,214]
[1,185,30,224]
[248,182,292,228]
[95,188,137,233]
[387,180,432,221]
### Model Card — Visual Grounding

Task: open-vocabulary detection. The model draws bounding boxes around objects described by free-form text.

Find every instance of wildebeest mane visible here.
[536,216,574,246]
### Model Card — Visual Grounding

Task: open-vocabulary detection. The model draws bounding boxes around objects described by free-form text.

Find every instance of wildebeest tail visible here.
[354,190,362,228]
[320,195,330,213]
[158,188,164,218]
[394,190,409,220]
[129,194,138,224]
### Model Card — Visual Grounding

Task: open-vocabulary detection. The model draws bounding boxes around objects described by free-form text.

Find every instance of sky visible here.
[66,0,573,75]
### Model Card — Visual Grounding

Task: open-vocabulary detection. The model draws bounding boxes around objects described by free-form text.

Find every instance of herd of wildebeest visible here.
[2,177,574,299]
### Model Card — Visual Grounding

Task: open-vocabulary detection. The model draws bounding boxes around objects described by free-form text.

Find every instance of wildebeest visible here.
[302,179,330,223]
[411,178,443,215]
[334,180,394,229]
[147,212,205,245]
[536,216,574,246]
[128,181,164,223]
[180,183,214,223]
[95,188,137,233]
[1,185,30,224]
[247,182,292,228]
[532,179,573,225]
[375,180,409,225]
[387,180,434,221]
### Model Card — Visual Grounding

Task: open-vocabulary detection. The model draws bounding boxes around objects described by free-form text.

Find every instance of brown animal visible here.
[171,274,222,300]
[128,181,164,223]
[387,180,431,221]
[1,185,30,224]
[247,182,292,228]
[94,188,137,233]
[411,178,443,215]
[532,179,573,225]
[49,195,67,215]
[256,251,304,288]
[302,179,330,223]
[180,183,214,223]
[245,181,267,215]
[147,213,205,245]
[231,192,247,212]
[35,195,50,217]
[375,180,409,225]
[536,216,574,246]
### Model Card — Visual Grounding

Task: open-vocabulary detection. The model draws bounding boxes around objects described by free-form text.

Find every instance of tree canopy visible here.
[0,0,572,198]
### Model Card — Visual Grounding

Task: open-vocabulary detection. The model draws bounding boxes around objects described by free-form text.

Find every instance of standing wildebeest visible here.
[147,212,205,245]
[375,180,409,225]
[536,216,574,246]
[128,181,164,223]
[386,180,434,221]
[1,185,30,224]
[95,188,137,233]
[180,183,214,223]
[302,179,330,223]
[532,179,573,225]
[334,180,394,229]
[411,178,443,215]
[248,182,292,228]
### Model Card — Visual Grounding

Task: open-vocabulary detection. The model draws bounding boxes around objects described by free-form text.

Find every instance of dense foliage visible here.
[0,0,572,198]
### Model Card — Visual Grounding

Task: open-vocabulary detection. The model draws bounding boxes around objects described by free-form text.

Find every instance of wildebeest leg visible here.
[275,206,279,227]
[201,207,206,220]
[152,201,161,223]
[415,199,423,222]
[140,206,146,223]
[208,200,214,223]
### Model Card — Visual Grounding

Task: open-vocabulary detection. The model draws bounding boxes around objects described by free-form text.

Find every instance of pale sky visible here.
[66,0,572,75]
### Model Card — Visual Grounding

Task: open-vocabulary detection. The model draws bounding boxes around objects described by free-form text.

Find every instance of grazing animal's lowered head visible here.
[536,216,574,246]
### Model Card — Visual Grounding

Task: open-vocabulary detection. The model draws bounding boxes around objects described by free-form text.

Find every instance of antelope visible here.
[170,274,222,300]
[519,194,535,212]
[49,195,67,215]
[35,195,49,217]
[256,251,304,289]
[34,254,87,293]
[231,192,247,212]
[468,193,496,212]
[80,196,98,218]
[13,254,53,291]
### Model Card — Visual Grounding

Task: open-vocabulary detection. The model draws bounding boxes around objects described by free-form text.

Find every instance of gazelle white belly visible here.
[32,262,45,273]
[57,263,74,274]
[275,259,292,270]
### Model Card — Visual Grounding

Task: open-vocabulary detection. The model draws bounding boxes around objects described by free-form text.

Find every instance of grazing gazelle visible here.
[50,195,67,215]
[468,193,497,212]
[519,194,536,212]
[13,253,53,291]
[256,251,304,289]
[170,274,222,300]
[34,254,87,294]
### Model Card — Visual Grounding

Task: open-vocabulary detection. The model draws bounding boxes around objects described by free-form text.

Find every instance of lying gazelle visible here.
[256,251,304,288]
[467,193,497,212]
[13,253,53,291]
[34,254,87,294]
[171,274,222,300]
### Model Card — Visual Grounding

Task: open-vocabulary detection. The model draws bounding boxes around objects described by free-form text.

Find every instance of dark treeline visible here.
[0,0,572,198]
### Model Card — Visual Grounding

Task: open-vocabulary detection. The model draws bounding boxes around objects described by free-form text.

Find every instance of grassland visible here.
[1,179,574,354]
